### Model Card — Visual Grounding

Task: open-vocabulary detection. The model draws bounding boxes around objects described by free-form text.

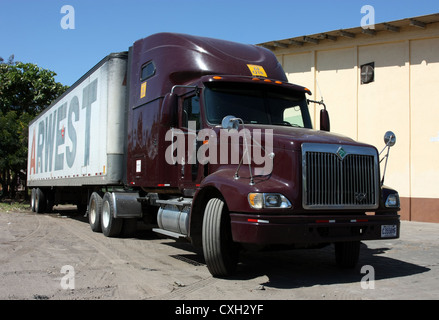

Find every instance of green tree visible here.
[0,57,68,199]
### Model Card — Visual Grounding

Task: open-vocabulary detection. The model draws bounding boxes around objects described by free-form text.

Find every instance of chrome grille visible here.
[302,144,379,209]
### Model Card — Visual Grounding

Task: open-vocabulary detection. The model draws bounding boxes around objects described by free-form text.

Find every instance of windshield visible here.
[204,84,312,129]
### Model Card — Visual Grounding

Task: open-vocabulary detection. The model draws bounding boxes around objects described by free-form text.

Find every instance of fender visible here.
[194,167,277,213]
[189,167,256,248]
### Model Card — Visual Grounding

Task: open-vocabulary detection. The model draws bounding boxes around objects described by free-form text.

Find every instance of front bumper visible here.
[230,213,400,244]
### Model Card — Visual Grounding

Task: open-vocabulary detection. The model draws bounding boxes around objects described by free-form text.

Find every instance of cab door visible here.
[177,94,204,192]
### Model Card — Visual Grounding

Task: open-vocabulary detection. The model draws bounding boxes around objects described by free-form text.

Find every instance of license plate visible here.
[381,225,397,238]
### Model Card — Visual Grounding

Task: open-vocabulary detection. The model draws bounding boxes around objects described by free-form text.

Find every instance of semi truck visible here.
[27,32,400,277]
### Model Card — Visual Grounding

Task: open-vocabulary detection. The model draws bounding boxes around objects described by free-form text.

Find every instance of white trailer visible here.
[28,52,129,212]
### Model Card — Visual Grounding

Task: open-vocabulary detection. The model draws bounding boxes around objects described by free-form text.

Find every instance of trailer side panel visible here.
[27,53,128,187]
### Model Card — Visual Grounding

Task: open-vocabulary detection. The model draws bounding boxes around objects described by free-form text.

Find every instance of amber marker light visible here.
[213,76,222,80]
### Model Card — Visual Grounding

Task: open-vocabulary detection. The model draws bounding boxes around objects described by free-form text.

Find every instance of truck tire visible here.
[335,241,361,268]
[101,192,123,237]
[202,198,239,277]
[88,192,103,232]
[30,188,36,212]
[34,188,46,214]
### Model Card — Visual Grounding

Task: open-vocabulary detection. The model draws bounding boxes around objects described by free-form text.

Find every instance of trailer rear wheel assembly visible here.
[34,188,46,214]
[202,198,239,277]
[101,192,123,237]
[30,188,36,212]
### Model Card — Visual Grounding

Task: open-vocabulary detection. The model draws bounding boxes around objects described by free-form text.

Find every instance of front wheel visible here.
[202,198,239,277]
[335,241,361,268]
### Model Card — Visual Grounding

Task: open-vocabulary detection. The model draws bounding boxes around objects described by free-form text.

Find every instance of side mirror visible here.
[384,131,396,147]
[307,99,330,132]
[320,109,330,132]
[221,115,240,130]
[380,131,397,186]
[162,92,178,127]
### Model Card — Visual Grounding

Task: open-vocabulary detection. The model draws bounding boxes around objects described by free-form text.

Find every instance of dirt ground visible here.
[1,204,439,301]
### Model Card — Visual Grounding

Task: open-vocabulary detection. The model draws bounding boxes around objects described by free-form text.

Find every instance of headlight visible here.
[248,193,292,209]
[385,193,400,208]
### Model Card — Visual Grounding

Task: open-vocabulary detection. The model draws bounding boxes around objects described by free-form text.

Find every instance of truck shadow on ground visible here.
[166,241,430,289]
[231,244,430,289]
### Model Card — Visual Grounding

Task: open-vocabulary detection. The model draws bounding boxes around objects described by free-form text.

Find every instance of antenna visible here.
[315,77,324,102]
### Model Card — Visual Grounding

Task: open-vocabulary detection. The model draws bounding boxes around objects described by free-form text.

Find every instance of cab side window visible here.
[182,96,200,130]
[140,61,155,81]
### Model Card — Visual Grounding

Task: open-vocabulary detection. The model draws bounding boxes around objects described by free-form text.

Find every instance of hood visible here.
[242,125,373,151]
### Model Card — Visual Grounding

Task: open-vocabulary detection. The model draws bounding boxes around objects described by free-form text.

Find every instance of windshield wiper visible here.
[272,122,301,127]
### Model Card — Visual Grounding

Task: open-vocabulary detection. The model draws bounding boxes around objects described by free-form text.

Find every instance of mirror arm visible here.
[171,85,199,95]
[307,99,327,110]
[381,147,391,186]
[221,115,255,185]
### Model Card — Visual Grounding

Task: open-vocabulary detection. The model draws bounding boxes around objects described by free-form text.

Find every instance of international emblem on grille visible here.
[355,192,367,203]
[336,146,347,160]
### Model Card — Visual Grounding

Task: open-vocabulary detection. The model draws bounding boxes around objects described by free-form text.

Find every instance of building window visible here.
[361,62,375,84]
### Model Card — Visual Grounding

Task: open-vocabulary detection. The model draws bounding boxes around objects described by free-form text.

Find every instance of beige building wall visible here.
[410,37,439,221]
[266,16,439,222]
[357,41,411,213]
[316,48,358,139]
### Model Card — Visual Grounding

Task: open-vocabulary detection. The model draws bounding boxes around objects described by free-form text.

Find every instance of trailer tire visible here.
[30,188,36,212]
[202,198,239,277]
[89,192,103,232]
[101,193,123,237]
[34,188,46,214]
[335,241,361,268]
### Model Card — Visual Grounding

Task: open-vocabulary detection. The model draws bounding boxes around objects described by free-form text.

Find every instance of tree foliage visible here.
[0,56,69,198]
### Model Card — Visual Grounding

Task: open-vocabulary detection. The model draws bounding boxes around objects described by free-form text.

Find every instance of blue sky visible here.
[1,0,438,86]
